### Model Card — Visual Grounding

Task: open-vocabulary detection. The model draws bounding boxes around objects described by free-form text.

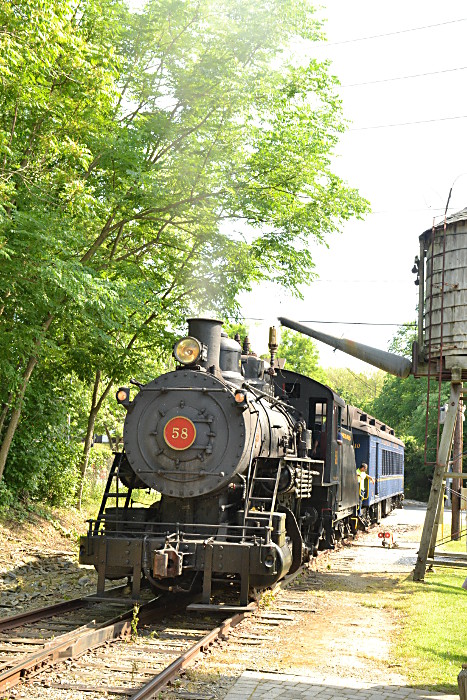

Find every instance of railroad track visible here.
[0,569,306,699]
[0,585,158,694]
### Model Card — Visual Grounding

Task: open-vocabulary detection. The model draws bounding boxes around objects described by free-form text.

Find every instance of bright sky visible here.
[239,1,467,370]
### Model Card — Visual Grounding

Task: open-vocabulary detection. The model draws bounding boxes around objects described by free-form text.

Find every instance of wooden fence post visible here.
[458,663,467,700]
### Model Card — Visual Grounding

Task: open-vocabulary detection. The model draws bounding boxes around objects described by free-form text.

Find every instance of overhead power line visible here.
[319,17,467,47]
[341,65,467,88]
[350,114,467,131]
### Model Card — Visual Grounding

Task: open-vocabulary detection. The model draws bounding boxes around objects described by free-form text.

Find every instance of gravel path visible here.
[167,502,459,700]
[0,503,461,699]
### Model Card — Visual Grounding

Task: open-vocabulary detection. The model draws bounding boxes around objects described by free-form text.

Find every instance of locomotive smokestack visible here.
[188,318,223,371]
[278,316,413,379]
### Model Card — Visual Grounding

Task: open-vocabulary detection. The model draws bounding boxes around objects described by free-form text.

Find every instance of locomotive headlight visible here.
[116,387,131,407]
[234,390,248,409]
[173,336,202,365]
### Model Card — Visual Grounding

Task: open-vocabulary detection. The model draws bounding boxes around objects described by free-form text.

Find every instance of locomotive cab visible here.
[273,371,358,548]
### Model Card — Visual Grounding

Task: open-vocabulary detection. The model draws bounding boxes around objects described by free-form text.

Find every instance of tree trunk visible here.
[77,406,99,510]
[0,392,13,439]
[77,370,101,510]
[103,423,115,450]
[0,356,38,482]
[0,313,54,483]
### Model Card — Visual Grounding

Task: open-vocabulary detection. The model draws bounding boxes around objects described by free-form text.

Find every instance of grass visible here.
[438,537,467,554]
[319,565,467,692]
[393,567,467,692]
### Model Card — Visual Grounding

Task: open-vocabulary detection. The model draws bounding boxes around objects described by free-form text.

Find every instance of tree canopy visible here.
[368,323,453,499]
[0,0,369,501]
[277,328,327,382]
[325,367,386,412]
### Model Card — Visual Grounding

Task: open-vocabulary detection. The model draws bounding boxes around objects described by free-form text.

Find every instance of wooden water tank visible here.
[420,209,467,371]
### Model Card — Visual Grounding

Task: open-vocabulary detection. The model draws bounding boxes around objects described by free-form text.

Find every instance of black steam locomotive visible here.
[79,318,403,606]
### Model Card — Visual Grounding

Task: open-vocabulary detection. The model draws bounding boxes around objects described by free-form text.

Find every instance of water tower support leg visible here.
[428,479,445,560]
[413,380,462,581]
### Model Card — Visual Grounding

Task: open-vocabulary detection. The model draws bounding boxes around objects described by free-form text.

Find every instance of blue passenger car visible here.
[351,406,404,521]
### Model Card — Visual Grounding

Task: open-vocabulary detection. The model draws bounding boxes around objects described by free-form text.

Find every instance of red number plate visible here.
[163,416,196,450]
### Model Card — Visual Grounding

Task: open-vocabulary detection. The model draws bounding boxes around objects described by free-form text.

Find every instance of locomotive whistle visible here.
[268,326,278,374]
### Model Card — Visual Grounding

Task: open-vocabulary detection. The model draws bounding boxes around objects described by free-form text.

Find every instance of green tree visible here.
[223,322,249,345]
[0,0,369,495]
[277,328,327,381]
[369,323,452,499]
[325,367,385,412]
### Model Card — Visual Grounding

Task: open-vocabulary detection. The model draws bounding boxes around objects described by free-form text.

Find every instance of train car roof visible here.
[348,405,404,447]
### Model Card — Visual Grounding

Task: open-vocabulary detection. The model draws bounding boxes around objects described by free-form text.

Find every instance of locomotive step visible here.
[187,601,257,612]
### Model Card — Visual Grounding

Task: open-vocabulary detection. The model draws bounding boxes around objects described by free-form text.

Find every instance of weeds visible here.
[131,603,140,642]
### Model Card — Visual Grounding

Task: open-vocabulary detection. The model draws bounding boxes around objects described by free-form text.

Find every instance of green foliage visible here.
[369,323,452,500]
[80,446,112,505]
[0,481,14,515]
[401,434,430,500]
[131,603,140,642]
[370,374,450,465]
[388,323,417,358]
[34,440,83,507]
[222,321,249,346]
[277,328,327,381]
[0,0,369,496]
[325,367,385,412]
[3,369,85,504]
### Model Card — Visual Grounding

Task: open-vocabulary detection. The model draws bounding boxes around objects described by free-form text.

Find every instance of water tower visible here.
[414,208,467,380]
[279,206,467,580]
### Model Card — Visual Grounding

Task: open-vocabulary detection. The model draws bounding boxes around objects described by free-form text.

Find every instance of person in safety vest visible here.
[356,463,374,514]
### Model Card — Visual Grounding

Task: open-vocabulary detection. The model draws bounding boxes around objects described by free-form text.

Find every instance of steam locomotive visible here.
[79,318,403,606]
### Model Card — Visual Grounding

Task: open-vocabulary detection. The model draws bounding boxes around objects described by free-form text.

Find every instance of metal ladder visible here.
[243,460,282,535]
[92,452,143,599]
[93,452,134,535]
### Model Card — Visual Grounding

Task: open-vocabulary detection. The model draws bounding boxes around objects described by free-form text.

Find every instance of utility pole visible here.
[451,399,463,540]
[413,379,462,581]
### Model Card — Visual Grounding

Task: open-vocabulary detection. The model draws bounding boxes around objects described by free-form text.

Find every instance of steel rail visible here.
[0,584,131,632]
[0,565,306,695]
[129,566,305,699]
[0,619,132,692]
[0,598,85,633]
[129,610,249,700]
[0,591,187,693]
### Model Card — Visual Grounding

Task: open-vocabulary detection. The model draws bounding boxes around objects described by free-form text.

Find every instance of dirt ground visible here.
[0,503,426,699]
[0,506,98,613]
[159,502,426,698]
